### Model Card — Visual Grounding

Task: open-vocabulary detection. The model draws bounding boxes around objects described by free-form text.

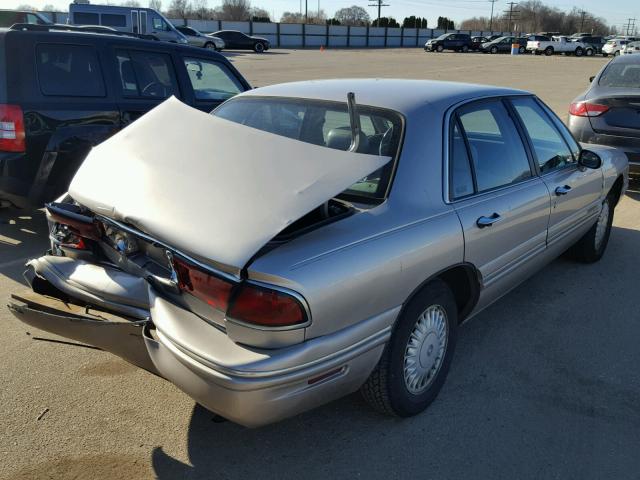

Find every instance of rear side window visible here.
[102,14,126,27]
[116,50,177,98]
[74,12,99,24]
[454,100,532,194]
[183,58,244,101]
[36,44,106,97]
[450,122,474,199]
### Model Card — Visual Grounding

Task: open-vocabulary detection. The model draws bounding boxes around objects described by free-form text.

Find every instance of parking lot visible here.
[1,49,640,479]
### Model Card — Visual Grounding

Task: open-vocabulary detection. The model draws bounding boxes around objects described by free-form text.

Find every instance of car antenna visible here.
[347,92,361,152]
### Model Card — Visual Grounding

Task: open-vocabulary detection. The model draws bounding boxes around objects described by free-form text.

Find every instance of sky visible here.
[6,0,639,30]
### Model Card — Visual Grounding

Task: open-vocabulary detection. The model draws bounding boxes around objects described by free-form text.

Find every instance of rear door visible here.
[449,98,550,288]
[510,96,602,247]
[111,45,181,126]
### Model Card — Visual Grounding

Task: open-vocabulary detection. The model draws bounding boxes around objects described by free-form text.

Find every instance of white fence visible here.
[37,12,517,49]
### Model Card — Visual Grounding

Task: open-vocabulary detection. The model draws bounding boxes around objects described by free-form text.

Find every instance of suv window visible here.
[183,57,243,101]
[455,100,532,193]
[152,16,171,31]
[511,97,574,173]
[116,50,177,98]
[36,44,106,97]
[74,12,99,25]
[102,13,126,27]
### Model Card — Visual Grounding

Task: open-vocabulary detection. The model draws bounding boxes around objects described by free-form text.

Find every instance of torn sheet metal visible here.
[69,97,390,271]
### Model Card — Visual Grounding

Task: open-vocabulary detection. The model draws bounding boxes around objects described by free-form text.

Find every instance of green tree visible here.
[437,16,455,30]
[372,17,399,28]
[402,16,427,28]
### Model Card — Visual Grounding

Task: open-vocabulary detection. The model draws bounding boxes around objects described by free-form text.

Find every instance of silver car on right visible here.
[569,53,640,178]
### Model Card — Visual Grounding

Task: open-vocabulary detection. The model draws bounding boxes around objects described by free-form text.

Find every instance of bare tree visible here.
[213,0,251,21]
[148,0,162,12]
[16,4,37,10]
[281,11,304,23]
[42,4,57,11]
[121,0,142,7]
[250,7,270,22]
[167,0,191,19]
[333,5,369,26]
[191,0,210,19]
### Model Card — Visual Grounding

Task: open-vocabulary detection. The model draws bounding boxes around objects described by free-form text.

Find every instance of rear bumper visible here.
[10,255,397,427]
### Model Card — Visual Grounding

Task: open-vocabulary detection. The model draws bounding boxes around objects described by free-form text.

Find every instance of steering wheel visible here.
[141,82,167,97]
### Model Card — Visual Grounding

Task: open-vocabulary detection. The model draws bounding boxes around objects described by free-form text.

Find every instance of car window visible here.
[116,49,177,98]
[535,98,580,159]
[74,12,99,25]
[214,97,403,200]
[450,121,474,199]
[599,63,640,88]
[36,44,105,97]
[102,13,126,27]
[26,13,41,24]
[152,16,171,31]
[457,100,532,192]
[511,97,574,173]
[183,57,243,101]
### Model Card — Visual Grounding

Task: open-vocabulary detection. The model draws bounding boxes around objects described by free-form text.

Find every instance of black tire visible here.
[490,46,498,54]
[461,45,469,53]
[254,42,265,53]
[602,53,608,57]
[204,42,216,50]
[361,279,458,417]
[519,46,526,54]
[570,194,614,263]
[575,47,584,57]
[436,44,444,52]
[585,48,594,57]
[544,46,554,56]
[614,50,620,56]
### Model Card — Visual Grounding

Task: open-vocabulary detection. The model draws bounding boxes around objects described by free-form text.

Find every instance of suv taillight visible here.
[228,284,307,327]
[0,104,25,152]
[569,101,610,117]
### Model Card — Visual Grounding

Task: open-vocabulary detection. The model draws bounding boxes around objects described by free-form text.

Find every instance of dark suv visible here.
[424,33,473,53]
[0,25,251,208]
[573,35,606,54]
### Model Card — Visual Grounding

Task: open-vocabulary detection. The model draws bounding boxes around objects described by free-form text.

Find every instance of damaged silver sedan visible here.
[9,80,629,427]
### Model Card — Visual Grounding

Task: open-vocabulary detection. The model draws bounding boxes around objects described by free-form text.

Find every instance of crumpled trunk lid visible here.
[68,97,390,274]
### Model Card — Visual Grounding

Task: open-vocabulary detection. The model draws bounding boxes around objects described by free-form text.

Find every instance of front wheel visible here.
[436,44,444,52]
[575,47,584,57]
[254,42,265,53]
[570,195,614,263]
[204,42,216,50]
[585,48,594,57]
[490,46,498,54]
[361,279,457,417]
[461,45,469,53]
[519,46,526,54]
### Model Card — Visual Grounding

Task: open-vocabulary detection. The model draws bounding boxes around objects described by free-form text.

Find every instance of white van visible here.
[68,3,187,44]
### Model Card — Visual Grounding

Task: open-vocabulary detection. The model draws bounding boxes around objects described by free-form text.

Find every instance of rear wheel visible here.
[361,279,457,417]
[570,195,614,263]
[585,48,594,57]
[254,42,265,53]
[575,47,584,57]
[519,45,526,54]
[544,46,554,56]
[614,50,620,56]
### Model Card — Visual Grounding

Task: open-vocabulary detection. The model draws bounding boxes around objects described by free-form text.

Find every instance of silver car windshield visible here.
[599,63,640,88]
[214,97,404,200]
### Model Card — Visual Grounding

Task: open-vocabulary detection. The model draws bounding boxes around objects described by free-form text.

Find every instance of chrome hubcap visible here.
[403,305,448,394]
[595,200,610,249]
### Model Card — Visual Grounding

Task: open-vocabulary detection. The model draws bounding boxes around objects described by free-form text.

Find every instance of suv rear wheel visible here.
[361,279,457,417]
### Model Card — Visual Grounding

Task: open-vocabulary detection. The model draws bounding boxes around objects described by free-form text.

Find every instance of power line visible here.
[368,0,390,23]
[503,2,520,32]
[488,0,497,31]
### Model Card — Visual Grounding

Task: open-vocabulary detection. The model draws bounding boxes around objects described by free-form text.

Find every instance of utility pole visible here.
[623,18,635,36]
[305,0,308,23]
[368,0,390,25]
[579,9,586,32]
[488,0,497,32]
[503,2,519,33]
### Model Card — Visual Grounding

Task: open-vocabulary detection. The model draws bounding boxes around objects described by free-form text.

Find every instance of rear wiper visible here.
[347,92,361,152]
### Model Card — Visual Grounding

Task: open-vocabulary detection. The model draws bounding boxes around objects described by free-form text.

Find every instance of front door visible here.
[448,98,550,289]
[510,97,603,248]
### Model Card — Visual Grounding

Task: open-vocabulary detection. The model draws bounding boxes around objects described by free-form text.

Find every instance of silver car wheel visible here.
[403,304,448,394]
[594,200,610,249]
[205,42,217,50]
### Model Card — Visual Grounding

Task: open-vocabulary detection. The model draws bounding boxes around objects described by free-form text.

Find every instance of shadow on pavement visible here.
[150,227,640,480]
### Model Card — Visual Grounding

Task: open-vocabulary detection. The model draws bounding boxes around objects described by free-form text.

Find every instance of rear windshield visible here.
[213,97,404,200]
[599,63,640,88]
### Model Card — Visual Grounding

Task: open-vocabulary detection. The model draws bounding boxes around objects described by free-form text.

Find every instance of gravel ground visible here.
[1,48,639,480]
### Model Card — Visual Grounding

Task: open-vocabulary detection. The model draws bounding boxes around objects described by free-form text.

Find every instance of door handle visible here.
[476,213,501,228]
[555,185,572,196]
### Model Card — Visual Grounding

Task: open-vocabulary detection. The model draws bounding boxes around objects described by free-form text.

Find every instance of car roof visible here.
[242,79,529,115]
[609,52,640,64]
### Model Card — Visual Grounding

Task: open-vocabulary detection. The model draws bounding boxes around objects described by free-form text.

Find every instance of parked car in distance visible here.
[424,33,473,52]
[209,30,270,53]
[527,35,594,56]
[175,25,224,50]
[68,3,188,44]
[602,38,639,56]
[572,35,606,55]
[0,25,250,208]
[0,9,52,27]
[471,36,489,50]
[480,36,529,54]
[9,79,628,427]
[526,34,550,42]
[569,54,640,178]
[622,41,640,55]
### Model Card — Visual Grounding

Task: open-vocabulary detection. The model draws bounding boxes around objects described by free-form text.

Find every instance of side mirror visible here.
[589,75,595,83]
[578,149,602,169]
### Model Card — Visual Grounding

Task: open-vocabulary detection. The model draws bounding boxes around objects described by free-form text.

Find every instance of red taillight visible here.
[173,257,233,312]
[0,104,25,152]
[228,284,306,327]
[569,101,610,117]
